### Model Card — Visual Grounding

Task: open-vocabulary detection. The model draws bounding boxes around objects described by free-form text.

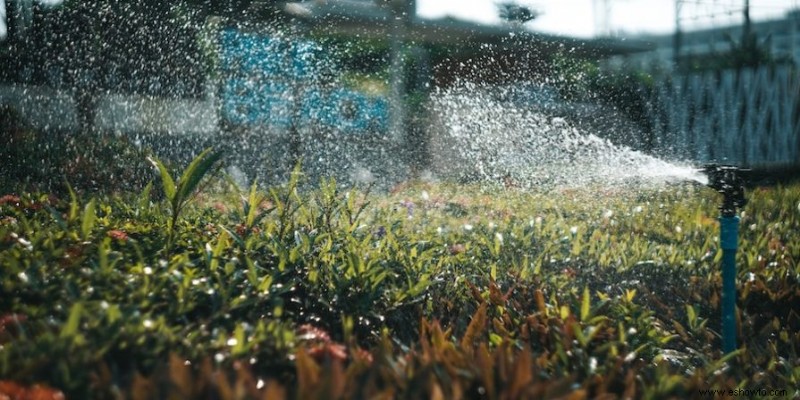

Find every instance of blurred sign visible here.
[219,28,388,134]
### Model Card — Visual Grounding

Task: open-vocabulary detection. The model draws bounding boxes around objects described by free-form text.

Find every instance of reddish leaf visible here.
[0,382,65,400]
[107,229,129,242]
[461,303,487,353]
[297,324,331,343]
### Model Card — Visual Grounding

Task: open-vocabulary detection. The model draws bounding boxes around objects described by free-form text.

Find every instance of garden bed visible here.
[1,164,799,399]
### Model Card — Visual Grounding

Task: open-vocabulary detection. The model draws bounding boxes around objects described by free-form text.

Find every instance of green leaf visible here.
[660,334,679,345]
[218,224,245,248]
[60,302,84,338]
[625,288,637,303]
[81,198,96,240]
[580,285,591,321]
[232,324,246,355]
[65,181,80,223]
[245,180,261,227]
[98,237,111,273]
[137,181,153,213]
[209,230,229,272]
[106,304,121,324]
[175,147,222,208]
[686,304,697,327]
[148,155,176,202]
[489,333,503,347]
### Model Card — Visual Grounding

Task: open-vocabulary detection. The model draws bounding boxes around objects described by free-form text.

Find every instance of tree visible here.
[497,2,540,24]
[3,0,292,134]
[11,0,211,133]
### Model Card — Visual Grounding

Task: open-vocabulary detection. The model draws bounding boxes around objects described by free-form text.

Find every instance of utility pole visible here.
[593,0,611,37]
[378,0,414,144]
[742,0,751,39]
[742,0,752,50]
[674,0,683,66]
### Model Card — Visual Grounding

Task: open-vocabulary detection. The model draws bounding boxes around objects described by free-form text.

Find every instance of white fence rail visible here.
[1,84,218,136]
[647,66,800,167]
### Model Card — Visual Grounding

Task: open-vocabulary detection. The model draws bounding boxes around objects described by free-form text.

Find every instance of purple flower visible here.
[399,200,415,218]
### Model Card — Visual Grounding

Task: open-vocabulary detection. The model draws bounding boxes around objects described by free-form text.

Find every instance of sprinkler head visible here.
[703,164,748,216]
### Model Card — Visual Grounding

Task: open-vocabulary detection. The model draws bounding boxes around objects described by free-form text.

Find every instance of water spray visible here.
[703,164,749,354]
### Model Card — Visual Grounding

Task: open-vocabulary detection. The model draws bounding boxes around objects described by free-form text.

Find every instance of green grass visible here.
[1,171,799,399]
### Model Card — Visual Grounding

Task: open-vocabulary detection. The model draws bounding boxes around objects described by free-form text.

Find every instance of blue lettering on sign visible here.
[220,29,388,134]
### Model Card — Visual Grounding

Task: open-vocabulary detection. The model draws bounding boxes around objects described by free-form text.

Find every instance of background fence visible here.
[646,65,800,167]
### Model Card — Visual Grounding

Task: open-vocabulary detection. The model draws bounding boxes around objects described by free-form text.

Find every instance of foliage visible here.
[497,2,540,24]
[2,0,207,99]
[1,174,799,398]
[0,105,152,194]
[148,147,223,253]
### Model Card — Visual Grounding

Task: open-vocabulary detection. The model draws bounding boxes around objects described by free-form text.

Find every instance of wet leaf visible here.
[580,286,591,321]
[60,302,83,339]
[80,198,96,240]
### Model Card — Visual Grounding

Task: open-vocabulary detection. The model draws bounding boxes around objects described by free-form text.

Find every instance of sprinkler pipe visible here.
[703,164,748,354]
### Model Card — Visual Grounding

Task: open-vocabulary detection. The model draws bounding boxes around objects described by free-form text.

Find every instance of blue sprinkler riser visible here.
[719,215,739,354]
[720,216,740,251]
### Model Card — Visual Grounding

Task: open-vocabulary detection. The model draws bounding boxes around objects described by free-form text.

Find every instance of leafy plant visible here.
[1,179,799,399]
[148,147,222,253]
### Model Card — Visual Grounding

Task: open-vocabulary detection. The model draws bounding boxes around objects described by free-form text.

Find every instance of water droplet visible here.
[143,319,154,329]
[143,266,153,275]
[227,337,238,347]
[17,237,32,251]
